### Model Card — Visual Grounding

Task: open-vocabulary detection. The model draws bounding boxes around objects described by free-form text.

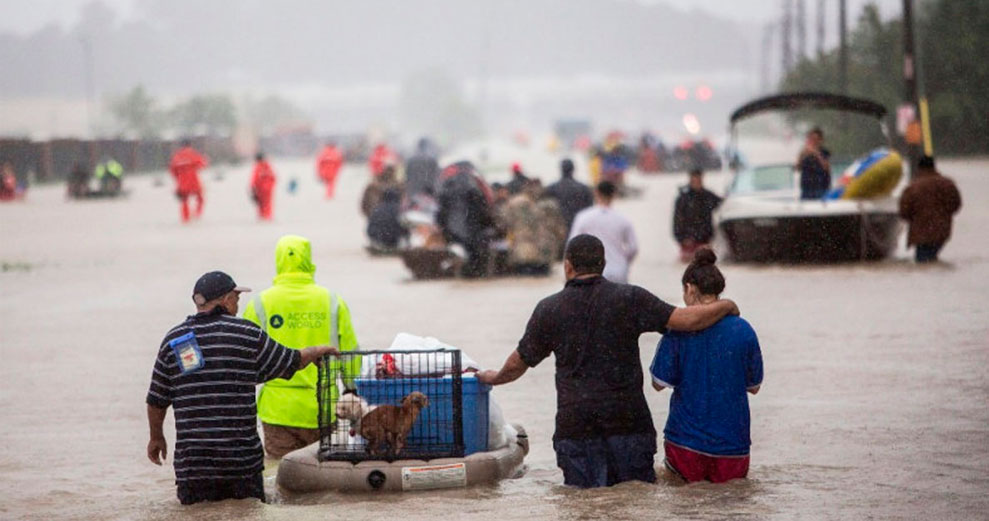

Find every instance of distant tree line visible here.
[106,86,307,139]
[779,0,988,156]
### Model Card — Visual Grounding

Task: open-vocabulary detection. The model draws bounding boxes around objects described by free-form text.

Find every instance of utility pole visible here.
[782,0,793,74]
[761,22,776,93]
[796,0,807,61]
[902,0,922,175]
[816,0,825,56]
[80,36,95,139]
[839,0,848,96]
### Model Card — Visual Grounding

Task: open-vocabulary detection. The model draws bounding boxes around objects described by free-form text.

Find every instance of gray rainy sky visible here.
[0,0,906,35]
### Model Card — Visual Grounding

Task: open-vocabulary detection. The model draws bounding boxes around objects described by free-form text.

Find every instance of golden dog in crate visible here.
[359,391,429,457]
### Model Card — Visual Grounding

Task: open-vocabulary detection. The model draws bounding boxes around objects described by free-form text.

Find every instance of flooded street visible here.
[1,154,987,521]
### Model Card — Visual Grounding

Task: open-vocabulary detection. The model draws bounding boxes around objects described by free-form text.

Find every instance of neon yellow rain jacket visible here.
[242,235,360,429]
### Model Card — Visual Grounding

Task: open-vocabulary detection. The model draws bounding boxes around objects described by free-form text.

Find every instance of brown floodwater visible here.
[1,153,987,521]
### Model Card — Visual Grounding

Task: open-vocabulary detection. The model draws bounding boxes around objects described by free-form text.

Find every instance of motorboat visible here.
[716,93,904,263]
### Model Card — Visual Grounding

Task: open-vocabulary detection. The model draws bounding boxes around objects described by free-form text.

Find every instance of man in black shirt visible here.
[146,271,335,505]
[673,169,723,262]
[545,158,594,232]
[478,235,739,488]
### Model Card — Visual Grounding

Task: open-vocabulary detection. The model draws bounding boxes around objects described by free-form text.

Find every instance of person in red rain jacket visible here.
[169,140,209,222]
[316,142,343,199]
[250,153,277,221]
[368,143,397,178]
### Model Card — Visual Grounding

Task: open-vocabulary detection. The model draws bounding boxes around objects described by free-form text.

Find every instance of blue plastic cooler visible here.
[355,375,490,456]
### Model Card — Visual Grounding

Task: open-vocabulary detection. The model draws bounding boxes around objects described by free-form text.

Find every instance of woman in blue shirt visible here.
[650,248,763,483]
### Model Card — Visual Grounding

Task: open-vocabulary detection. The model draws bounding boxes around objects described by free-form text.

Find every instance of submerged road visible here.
[0,151,987,520]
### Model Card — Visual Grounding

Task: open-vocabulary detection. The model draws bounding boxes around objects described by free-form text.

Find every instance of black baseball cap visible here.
[192,271,251,305]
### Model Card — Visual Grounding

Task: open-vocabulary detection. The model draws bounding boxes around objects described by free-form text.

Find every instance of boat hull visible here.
[720,212,901,263]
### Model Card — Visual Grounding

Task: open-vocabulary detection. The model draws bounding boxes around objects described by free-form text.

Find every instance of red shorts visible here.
[664,441,749,483]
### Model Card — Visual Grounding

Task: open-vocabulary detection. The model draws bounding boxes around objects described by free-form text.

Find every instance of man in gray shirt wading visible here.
[568,181,638,283]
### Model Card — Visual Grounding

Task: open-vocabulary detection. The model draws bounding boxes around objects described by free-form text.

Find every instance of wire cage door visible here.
[317,349,465,462]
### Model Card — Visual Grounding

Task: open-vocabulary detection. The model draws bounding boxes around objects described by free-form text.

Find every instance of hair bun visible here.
[692,248,717,266]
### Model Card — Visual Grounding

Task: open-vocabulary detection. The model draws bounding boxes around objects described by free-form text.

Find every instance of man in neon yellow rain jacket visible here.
[243,235,361,458]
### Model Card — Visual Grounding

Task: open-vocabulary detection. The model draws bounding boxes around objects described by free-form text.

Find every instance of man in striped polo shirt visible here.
[146,271,335,505]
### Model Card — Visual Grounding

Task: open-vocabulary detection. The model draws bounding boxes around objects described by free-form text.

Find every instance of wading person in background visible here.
[500,179,567,276]
[545,158,594,236]
[673,169,722,262]
[241,235,362,458]
[899,155,962,263]
[361,165,403,218]
[94,157,124,196]
[368,142,397,178]
[404,137,440,200]
[169,140,209,222]
[367,187,407,251]
[650,249,763,483]
[249,152,277,221]
[568,181,637,283]
[797,127,831,200]
[146,271,335,504]
[506,162,530,195]
[316,141,344,200]
[437,161,496,278]
[478,234,740,488]
[66,162,90,199]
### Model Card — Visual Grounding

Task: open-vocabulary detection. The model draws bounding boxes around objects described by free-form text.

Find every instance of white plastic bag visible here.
[487,396,518,450]
[359,333,481,376]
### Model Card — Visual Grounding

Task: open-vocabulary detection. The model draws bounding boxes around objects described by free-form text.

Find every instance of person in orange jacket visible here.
[316,141,343,199]
[368,143,397,178]
[250,152,277,220]
[169,140,209,222]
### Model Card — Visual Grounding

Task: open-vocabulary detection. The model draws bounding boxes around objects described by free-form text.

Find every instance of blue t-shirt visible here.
[650,315,763,456]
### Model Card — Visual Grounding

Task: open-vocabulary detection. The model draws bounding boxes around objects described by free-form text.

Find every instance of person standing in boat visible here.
[797,127,831,200]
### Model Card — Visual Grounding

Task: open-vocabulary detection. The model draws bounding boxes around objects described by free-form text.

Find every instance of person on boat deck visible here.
[898,155,962,263]
[651,248,763,484]
[673,168,723,263]
[797,127,831,200]
[478,234,741,488]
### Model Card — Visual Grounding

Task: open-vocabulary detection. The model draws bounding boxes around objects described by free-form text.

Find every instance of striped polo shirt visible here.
[146,308,300,483]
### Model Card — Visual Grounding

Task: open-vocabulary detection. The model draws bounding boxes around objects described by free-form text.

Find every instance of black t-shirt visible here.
[515,276,675,441]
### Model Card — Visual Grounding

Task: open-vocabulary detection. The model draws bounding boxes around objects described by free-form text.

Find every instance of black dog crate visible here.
[317,349,470,462]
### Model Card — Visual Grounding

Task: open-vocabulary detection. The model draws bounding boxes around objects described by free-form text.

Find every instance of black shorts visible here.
[554,433,657,488]
[176,473,265,505]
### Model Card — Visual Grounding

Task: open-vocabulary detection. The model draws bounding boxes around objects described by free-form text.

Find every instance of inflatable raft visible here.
[277,424,529,493]
[827,148,903,200]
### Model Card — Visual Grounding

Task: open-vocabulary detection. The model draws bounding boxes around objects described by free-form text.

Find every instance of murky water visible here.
[1,152,987,520]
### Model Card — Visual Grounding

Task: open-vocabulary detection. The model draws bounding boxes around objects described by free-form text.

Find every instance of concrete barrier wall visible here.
[0,136,240,182]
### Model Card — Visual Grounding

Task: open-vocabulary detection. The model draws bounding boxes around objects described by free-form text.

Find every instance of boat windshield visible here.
[731,164,794,194]
[731,109,888,170]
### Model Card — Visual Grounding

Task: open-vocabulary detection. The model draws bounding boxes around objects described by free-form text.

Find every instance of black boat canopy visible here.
[730,92,887,123]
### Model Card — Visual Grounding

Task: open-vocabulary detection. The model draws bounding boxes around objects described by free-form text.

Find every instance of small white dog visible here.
[335,392,373,436]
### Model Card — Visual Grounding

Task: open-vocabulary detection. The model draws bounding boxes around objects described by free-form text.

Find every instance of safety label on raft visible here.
[401,463,467,491]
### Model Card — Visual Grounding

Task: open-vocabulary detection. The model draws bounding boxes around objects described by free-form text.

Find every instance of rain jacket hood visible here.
[274,235,316,283]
